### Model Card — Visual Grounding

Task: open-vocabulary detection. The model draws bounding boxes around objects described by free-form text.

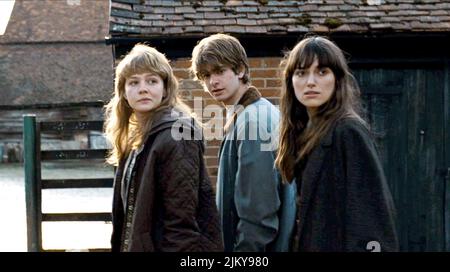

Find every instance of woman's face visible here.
[292,58,336,116]
[124,72,164,115]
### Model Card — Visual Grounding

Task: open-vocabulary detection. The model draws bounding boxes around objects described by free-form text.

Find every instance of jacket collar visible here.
[139,106,197,144]
[147,107,181,136]
[114,107,187,182]
[223,86,261,135]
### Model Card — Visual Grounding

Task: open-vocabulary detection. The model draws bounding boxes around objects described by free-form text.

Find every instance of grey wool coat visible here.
[293,118,399,252]
[111,108,223,252]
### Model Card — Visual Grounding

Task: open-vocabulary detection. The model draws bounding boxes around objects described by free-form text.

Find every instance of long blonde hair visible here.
[275,36,366,183]
[104,44,192,166]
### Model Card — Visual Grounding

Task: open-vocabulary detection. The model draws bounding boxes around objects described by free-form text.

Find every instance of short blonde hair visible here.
[191,33,250,84]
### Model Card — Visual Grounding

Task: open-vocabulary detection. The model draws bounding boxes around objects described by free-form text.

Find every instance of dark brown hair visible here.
[275,36,366,182]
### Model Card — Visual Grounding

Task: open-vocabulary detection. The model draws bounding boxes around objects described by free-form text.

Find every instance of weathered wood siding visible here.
[354,63,449,251]
[0,104,107,163]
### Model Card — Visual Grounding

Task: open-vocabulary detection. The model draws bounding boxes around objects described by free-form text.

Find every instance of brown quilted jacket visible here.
[111,107,223,252]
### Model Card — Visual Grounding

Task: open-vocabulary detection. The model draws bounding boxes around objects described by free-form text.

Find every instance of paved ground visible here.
[0,162,114,251]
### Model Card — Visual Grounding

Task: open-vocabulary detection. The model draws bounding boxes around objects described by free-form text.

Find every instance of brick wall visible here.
[172,57,283,186]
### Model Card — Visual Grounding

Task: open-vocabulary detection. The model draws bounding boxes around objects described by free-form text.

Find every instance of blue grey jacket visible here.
[216,97,296,252]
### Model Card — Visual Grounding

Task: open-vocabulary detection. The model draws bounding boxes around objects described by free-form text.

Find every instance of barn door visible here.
[353,66,446,251]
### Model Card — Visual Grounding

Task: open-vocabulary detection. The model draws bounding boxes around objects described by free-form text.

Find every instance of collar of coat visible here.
[223,86,262,134]
[140,106,199,146]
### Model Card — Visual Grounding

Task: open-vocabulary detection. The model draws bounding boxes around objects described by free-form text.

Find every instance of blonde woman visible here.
[104,44,223,252]
[276,36,398,251]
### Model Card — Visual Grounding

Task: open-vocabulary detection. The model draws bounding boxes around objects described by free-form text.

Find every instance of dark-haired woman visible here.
[275,36,399,252]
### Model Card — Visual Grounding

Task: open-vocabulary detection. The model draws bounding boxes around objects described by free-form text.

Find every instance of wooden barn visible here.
[0,0,113,162]
[107,0,450,251]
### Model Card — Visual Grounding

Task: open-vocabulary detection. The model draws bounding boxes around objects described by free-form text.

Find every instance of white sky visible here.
[0,0,15,35]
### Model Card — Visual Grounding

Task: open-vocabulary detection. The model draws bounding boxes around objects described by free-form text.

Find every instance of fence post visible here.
[23,114,41,252]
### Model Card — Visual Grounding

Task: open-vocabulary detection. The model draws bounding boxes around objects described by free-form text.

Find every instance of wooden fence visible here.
[23,114,113,252]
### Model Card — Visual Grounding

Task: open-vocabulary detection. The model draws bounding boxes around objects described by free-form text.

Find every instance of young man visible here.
[191,33,296,252]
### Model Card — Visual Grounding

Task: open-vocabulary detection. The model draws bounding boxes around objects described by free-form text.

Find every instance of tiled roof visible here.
[1,0,109,43]
[0,0,113,106]
[109,0,450,37]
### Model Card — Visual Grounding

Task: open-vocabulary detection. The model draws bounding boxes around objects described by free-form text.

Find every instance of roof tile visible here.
[173,20,194,26]
[175,7,196,14]
[267,1,299,6]
[370,23,392,29]
[245,26,267,33]
[142,14,164,20]
[164,27,184,34]
[110,0,450,36]
[430,10,448,16]
[318,5,340,12]
[391,22,411,30]
[196,7,221,12]
[267,25,287,32]
[203,1,224,6]
[166,14,184,20]
[217,19,238,25]
[153,7,174,13]
[184,26,204,32]
[111,8,140,19]
[420,16,441,23]
[183,13,205,19]
[346,24,369,32]
[204,25,225,33]
[224,25,246,33]
[311,25,329,32]
[149,1,182,6]
[248,13,269,19]
[132,5,153,13]
[235,6,258,12]
[111,2,132,11]
[287,25,309,32]
[302,4,319,11]
[331,24,352,32]
[115,0,140,4]
[205,12,229,19]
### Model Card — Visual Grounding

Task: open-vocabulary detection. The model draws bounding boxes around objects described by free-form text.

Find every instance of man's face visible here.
[200,66,244,105]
